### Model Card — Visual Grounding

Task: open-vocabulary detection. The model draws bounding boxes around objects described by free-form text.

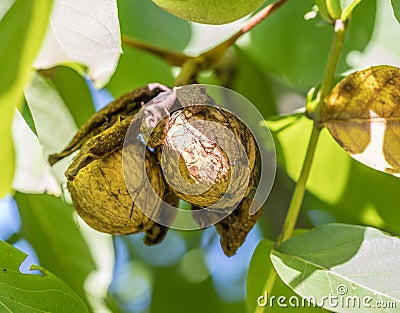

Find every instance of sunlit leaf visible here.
[17,70,79,194]
[0,240,89,312]
[34,0,121,88]
[152,0,264,25]
[271,223,400,313]
[12,110,61,195]
[23,71,78,187]
[15,192,96,308]
[321,65,400,178]
[0,0,52,197]
[24,72,77,156]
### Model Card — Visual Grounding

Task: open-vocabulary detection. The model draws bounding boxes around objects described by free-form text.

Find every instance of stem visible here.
[254,19,349,313]
[279,18,348,246]
[174,57,205,86]
[121,35,192,67]
[314,19,348,121]
[254,268,278,313]
[278,125,321,244]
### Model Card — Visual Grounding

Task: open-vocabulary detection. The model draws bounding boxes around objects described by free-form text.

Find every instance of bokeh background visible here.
[2,0,400,312]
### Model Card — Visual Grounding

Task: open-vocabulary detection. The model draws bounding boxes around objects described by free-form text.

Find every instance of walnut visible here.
[67,134,164,236]
[159,105,258,210]
[49,84,263,255]
[49,84,170,244]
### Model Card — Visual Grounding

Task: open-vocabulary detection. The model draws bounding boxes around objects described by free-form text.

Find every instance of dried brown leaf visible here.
[321,65,400,177]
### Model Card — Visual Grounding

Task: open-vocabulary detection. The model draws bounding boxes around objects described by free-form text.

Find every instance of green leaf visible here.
[0,0,52,197]
[340,0,362,20]
[19,100,37,136]
[0,240,88,313]
[271,223,400,312]
[326,0,342,20]
[244,0,376,91]
[391,0,400,24]
[15,192,96,309]
[152,0,265,25]
[316,0,336,23]
[11,110,61,195]
[247,237,327,312]
[337,162,400,233]
[24,72,78,156]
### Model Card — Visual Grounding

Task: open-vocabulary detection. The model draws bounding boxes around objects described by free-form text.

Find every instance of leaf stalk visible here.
[254,18,349,313]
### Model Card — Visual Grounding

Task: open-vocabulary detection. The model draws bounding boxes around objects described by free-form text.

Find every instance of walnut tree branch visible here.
[121,0,290,85]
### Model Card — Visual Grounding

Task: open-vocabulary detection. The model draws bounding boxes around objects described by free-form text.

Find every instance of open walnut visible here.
[160,105,257,209]
[49,83,263,256]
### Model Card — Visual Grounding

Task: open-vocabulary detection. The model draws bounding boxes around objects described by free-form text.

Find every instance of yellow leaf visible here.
[321,65,400,177]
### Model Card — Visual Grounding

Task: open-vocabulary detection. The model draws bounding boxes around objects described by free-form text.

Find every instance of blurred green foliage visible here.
[2,0,400,312]
[0,0,53,197]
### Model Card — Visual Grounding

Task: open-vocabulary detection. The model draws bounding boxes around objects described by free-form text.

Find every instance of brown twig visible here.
[243,0,289,33]
[121,35,192,67]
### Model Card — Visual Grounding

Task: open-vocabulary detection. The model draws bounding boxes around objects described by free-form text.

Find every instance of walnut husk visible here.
[68,139,166,240]
[49,84,264,255]
[215,198,264,256]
